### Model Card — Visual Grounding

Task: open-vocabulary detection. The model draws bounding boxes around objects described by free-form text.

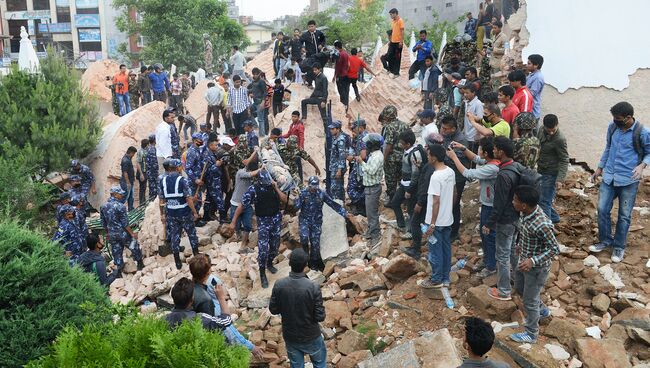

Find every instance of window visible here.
[77,7,99,14]
[136,35,145,48]
[446,2,453,7]
[57,6,71,23]
[8,20,28,52]
[79,41,101,51]
[6,0,28,11]
[33,0,51,10]
[135,11,144,24]
[426,6,432,11]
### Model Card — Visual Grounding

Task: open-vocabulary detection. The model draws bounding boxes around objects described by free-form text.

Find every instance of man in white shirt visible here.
[205,82,225,130]
[155,109,177,159]
[413,109,438,146]
[229,46,248,82]
[421,144,456,289]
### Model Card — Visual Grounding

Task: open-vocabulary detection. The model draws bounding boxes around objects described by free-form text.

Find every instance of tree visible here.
[0,221,110,368]
[0,51,102,175]
[420,10,463,55]
[114,0,249,71]
[28,314,250,368]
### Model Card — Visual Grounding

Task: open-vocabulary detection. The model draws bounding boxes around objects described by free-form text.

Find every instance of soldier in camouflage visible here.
[380,105,410,201]
[479,51,492,99]
[52,204,83,266]
[100,186,144,272]
[159,159,200,269]
[513,112,541,169]
[181,72,192,103]
[278,135,321,189]
[347,119,367,215]
[328,120,347,201]
[231,170,288,288]
[145,134,160,199]
[434,89,453,128]
[69,159,96,197]
[295,176,349,271]
[129,72,140,111]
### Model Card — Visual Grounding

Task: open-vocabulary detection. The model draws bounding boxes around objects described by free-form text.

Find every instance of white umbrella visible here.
[18,26,40,73]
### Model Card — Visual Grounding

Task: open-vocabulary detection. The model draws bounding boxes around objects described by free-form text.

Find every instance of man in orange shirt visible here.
[388,8,405,77]
[498,85,520,125]
[348,48,376,102]
[113,64,131,116]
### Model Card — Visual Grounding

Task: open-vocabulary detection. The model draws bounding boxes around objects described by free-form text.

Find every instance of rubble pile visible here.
[184,80,210,121]
[81,59,121,102]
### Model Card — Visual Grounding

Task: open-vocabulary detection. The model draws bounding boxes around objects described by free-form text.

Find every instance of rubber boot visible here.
[267,261,278,274]
[192,246,199,256]
[173,252,182,270]
[260,268,269,288]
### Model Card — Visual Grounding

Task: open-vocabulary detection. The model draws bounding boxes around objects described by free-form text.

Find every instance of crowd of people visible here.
[51,2,650,366]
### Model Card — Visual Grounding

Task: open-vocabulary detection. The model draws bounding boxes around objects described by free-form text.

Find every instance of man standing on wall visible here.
[387,8,405,78]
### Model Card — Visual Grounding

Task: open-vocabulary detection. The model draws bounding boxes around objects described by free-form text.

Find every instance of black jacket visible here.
[300,30,326,58]
[311,72,328,100]
[79,250,118,286]
[192,282,215,316]
[486,160,522,229]
[416,162,435,207]
[442,130,470,184]
[269,272,325,343]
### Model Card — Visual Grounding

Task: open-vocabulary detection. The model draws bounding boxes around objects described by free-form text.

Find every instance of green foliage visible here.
[418,10,463,54]
[113,0,249,71]
[28,315,250,368]
[0,221,110,368]
[0,155,53,224]
[0,51,101,175]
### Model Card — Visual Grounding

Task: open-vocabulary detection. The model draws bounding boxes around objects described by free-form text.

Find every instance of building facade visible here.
[243,22,274,58]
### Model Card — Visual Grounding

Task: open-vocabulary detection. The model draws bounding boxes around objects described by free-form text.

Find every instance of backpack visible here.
[607,123,645,165]
[504,161,541,190]
[408,144,427,170]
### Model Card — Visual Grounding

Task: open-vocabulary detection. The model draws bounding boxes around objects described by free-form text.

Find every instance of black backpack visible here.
[408,144,427,170]
[607,123,645,165]
[505,161,541,190]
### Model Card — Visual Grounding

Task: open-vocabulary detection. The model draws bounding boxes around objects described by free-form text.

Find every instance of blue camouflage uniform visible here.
[145,143,159,198]
[241,175,281,270]
[170,123,181,159]
[185,139,206,212]
[159,169,199,255]
[329,127,347,201]
[70,199,88,250]
[100,190,143,268]
[247,130,259,149]
[295,181,347,269]
[56,192,72,225]
[348,129,367,206]
[52,204,83,265]
[204,150,225,217]
[70,160,95,197]
[67,175,86,202]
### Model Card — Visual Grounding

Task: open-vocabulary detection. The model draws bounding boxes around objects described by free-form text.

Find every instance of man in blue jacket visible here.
[409,30,433,80]
[149,65,170,102]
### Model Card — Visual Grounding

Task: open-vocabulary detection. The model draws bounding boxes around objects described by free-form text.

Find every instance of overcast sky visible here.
[238,0,310,21]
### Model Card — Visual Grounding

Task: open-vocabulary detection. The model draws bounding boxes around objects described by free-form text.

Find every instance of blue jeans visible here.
[427,226,452,284]
[539,174,560,223]
[496,222,517,295]
[120,180,135,211]
[598,181,639,250]
[286,335,327,368]
[229,204,253,232]
[206,275,254,350]
[116,92,131,116]
[480,205,497,271]
[514,264,550,338]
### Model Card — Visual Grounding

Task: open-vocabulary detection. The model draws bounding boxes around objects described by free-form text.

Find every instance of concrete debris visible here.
[544,343,570,360]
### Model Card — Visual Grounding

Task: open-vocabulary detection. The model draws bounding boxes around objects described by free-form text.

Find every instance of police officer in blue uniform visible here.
[159,159,200,269]
[56,192,72,225]
[70,159,96,197]
[328,120,347,201]
[295,176,350,271]
[52,204,83,266]
[100,186,144,273]
[67,174,86,202]
[230,169,288,288]
[185,132,207,225]
[70,197,89,251]
[145,133,160,199]
[204,138,226,222]
[347,119,368,215]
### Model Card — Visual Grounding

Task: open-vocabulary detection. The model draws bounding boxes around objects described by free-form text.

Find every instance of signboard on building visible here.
[38,23,72,33]
[78,28,101,42]
[75,0,99,9]
[4,10,51,20]
[74,14,100,27]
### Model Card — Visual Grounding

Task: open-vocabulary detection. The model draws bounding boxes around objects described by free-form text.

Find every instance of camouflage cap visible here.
[381,105,398,122]
[110,186,126,196]
[434,88,448,103]
[514,112,536,130]
[60,204,76,214]
[69,175,81,182]
[287,135,298,145]
[238,134,247,144]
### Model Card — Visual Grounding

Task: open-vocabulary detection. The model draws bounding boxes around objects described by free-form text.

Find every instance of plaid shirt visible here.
[515,205,559,267]
[228,86,250,114]
[171,79,182,95]
[360,150,384,186]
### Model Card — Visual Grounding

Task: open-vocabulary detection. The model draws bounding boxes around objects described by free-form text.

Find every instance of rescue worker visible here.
[100,186,144,273]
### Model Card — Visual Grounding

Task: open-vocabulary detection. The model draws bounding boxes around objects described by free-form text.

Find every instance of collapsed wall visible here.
[81,60,121,102]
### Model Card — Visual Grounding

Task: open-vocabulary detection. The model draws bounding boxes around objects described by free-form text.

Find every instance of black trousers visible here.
[452,179,466,238]
[408,59,425,80]
[336,76,350,107]
[301,97,326,120]
[387,42,403,75]
[349,78,360,98]
[232,110,249,135]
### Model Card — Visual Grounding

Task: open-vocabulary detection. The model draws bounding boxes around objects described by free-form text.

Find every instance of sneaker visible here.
[477,268,496,278]
[267,264,278,274]
[487,287,512,301]
[420,279,443,289]
[401,232,413,240]
[443,281,450,287]
[589,243,608,253]
[539,307,551,320]
[611,248,625,263]
[509,332,537,343]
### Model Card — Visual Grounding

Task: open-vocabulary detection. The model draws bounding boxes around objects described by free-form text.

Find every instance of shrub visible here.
[0,155,54,224]
[0,221,110,367]
[28,315,250,368]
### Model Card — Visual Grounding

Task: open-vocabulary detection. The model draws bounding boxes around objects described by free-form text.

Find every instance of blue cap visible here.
[191,133,203,141]
[69,197,81,206]
[69,175,81,181]
[417,109,436,120]
[148,133,156,141]
[70,159,80,167]
[110,186,126,196]
[244,119,255,127]
[307,176,319,187]
[169,159,182,168]
[60,204,76,214]
[199,122,207,128]
[328,120,342,129]
[353,119,366,128]
[59,192,71,201]
[258,170,273,186]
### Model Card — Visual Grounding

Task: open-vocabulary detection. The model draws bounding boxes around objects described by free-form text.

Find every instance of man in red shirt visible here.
[498,85,520,125]
[508,70,533,114]
[281,111,306,181]
[333,41,350,110]
[348,48,377,102]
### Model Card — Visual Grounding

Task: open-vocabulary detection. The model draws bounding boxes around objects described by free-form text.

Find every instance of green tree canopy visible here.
[114,0,249,71]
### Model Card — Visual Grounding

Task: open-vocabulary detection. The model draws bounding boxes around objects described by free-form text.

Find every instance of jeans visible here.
[116,92,131,116]
[514,264,550,338]
[539,174,560,223]
[286,335,327,368]
[495,222,517,295]
[427,225,452,283]
[350,78,360,99]
[138,178,147,206]
[364,185,382,241]
[480,205,497,270]
[153,91,166,102]
[423,91,433,110]
[597,180,639,250]
[232,110,249,135]
[410,205,426,251]
[141,91,152,105]
[182,121,196,141]
[120,180,135,211]
[295,157,304,183]
[389,184,413,229]
[206,275,254,350]
[229,204,253,232]
[254,100,268,136]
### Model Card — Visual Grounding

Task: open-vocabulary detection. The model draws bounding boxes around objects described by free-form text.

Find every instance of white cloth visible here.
[204,86,224,106]
[421,123,439,145]
[425,167,455,226]
[155,122,173,158]
[229,51,246,70]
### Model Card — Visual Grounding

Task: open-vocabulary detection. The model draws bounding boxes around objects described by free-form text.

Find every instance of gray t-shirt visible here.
[459,358,510,368]
[462,156,499,206]
[231,169,254,206]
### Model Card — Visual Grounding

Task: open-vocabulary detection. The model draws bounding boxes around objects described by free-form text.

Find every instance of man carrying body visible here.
[100,186,144,273]
[278,135,321,189]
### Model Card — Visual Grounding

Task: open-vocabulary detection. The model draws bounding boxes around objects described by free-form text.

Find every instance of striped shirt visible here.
[360,150,384,186]
[228,86,250,114]
[515,205,559,267]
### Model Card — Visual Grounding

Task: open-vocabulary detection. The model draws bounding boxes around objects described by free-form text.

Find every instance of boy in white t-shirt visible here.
[421,144,456,289]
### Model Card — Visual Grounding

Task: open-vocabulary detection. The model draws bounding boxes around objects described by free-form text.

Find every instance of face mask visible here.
[613,118,626,128]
